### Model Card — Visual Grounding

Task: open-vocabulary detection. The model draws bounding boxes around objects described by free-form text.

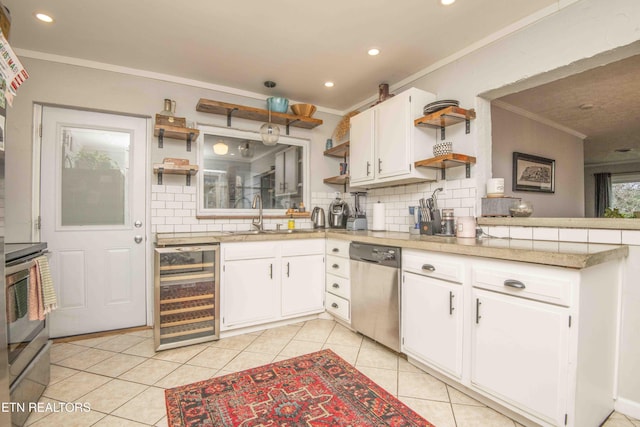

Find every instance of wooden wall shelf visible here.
[153,163,199,186]
[154,124,199,151]
[324,141,349,158]
[323,175,349,185]
[414,106,476,140]
[196,99,323,134]
[415,153,476,179]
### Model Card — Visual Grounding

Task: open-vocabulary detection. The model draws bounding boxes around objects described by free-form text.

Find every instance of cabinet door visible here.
[222,258,278,327]
[471,288,569,424]
[282,254,324,317]
[275,151,285,196]
[284,146,299,195]
[402,272,462,377]
[376,93,411,179]
[349,108,375,184]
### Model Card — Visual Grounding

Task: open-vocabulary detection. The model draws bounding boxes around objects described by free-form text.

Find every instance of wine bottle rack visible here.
[154,245,220,351]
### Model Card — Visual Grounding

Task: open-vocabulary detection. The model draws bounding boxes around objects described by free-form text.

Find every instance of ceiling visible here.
[4,0,561,111]
[495,54,640,165]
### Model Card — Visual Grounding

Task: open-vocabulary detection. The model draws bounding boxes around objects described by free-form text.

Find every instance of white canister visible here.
[456,216,476,238]
[486,178,505,197]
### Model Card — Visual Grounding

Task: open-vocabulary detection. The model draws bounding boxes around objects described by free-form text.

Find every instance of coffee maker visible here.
[328,193,350,228]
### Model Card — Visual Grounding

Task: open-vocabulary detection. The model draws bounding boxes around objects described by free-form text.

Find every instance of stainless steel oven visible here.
[5,243,51,427]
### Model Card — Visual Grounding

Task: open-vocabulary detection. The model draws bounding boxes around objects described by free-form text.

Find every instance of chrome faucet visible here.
[251,194,263,231]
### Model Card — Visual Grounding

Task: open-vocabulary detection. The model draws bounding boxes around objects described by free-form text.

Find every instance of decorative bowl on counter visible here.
[510,200,534,217]
[267,97,289,113]
[433,141,453,157]
[290,103,317,117]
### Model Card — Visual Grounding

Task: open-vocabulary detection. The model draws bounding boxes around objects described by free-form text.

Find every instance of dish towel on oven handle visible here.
[28,255,57,320]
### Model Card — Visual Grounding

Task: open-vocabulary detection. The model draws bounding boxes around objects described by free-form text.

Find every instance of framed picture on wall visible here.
[512,152,555,193]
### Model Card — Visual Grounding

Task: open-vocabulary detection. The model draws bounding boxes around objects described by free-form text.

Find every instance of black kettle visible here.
[311,207,326,229]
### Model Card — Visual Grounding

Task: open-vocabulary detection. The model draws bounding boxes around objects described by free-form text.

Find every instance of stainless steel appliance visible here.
[5,243,51,427]
[1,122,8,427]
[310,207,325,229]
[346,192,367,231]
[349,242,401,352]
[328,195,349,229]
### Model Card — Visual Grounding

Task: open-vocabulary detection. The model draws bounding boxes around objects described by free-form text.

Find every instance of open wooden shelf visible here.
[154,124,200,151]
[196,99,323,133]
[415,106,476,140]
[324,141,349,158]
[415,153,476,179]
[324,174,349,185]
[153,163,199,186]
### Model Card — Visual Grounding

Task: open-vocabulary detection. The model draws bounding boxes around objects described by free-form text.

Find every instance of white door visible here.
[402,272,463,377]
[40,106,148,337]
[281,254,324,317]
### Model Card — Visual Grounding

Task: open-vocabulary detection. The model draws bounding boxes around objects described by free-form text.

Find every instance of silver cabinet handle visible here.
[286,262,290,277]
[332,248,340,253]
[134,235,143,244]
[332,264,339,269]
[332,283,340,289]
[269,264,273,279]
[449,291,455,315]
[504,279,526,289]
[476,298,482,324]
[331,303,339,308]
[378,158,382,173]
[366,161,371,176]
[421,264,435,272]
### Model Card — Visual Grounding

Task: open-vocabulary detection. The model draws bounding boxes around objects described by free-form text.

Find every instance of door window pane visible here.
[60,127,130,226]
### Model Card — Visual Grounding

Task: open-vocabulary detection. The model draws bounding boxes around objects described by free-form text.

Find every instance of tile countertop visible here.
[155,230,628,269]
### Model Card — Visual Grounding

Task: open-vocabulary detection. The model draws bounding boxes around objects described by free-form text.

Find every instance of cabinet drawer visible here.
[326,239,350,258]
[326,274,350,300]
[472,260,573,307]
[222,241,278,261]
[325,292,350,322]
[326,255,350,278]
[281,238,325,257]
[403,249,464,284]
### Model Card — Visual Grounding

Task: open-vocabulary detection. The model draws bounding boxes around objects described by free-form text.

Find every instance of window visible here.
[197,125,309,216]
[611,172,640,216]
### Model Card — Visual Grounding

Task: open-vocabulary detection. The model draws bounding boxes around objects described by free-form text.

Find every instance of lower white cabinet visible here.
[402,271,463,378]
[471,287,569,425]
[325,239,351,323]
[221,239,324,330]
[282,253,324,317]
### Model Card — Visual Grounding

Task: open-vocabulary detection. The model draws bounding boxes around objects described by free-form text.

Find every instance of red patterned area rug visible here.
[165,349,434,426]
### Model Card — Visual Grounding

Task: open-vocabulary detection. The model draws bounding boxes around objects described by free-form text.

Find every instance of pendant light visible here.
[260,80,280,146]
[213,139,229,155]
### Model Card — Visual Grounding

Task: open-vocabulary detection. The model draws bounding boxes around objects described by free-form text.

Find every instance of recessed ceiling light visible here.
[34,12,54,23]
[324,81,334,88]
[368,48,380,56]
[441,0,456,5]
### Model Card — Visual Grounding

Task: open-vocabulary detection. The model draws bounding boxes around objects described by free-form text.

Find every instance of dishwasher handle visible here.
[355,257,382,264]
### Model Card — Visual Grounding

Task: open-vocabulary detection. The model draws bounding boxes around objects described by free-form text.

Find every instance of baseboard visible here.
[615,397,640,420]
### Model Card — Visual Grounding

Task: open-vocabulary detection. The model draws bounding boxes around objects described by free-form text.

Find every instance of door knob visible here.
[134,235,143,243]
[134,220,143,228]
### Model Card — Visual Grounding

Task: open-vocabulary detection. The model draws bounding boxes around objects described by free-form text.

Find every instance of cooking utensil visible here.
[290,104,317,117]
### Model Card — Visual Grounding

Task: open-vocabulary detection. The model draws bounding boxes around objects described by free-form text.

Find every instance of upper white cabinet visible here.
[349,88,438,189]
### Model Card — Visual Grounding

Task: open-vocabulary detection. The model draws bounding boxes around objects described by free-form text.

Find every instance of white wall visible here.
[491,105,585,217]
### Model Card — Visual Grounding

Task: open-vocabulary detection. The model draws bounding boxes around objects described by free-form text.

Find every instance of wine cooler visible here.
[154,244,220,351]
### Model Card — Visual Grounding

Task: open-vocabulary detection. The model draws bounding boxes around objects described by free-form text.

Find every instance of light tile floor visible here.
[25,319,639,427]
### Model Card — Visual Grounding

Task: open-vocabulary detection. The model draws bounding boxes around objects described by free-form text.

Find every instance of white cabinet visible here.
[221,239,324,330]
[275,146,299,196]
[401,249,464,378]
[282,253,324,317]
[349,88,437,189]
[471,287,569,425]
[325,239,351,323]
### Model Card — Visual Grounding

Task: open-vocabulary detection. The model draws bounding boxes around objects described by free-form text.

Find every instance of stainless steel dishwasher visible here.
[349,242,401,352]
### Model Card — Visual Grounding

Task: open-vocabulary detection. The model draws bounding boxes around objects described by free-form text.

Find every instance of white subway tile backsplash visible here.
[487,226,510,238]
[156,209,174,217]
[588,229,622,244]
[166,201,182,209]
[182,202,196,210]
[190,225,207,232]
[183,186,196,194]
[206,223,223,232]
[453,188,470,198]
[156,193,175,202]
[165,217,182,225]
[152,185,165,193]
[151,217,165,225]
[622,230,640,246]
[166,185,184,194]
[175,194,192,202]
[174,225,192,233]
[510,226,533,240]
[151,201,165,209]
[558,228,588,243]
[156,225,174,233]
[532,228,559,241]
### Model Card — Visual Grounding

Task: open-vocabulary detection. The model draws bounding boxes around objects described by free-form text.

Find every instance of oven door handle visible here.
[5,259,38,277]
